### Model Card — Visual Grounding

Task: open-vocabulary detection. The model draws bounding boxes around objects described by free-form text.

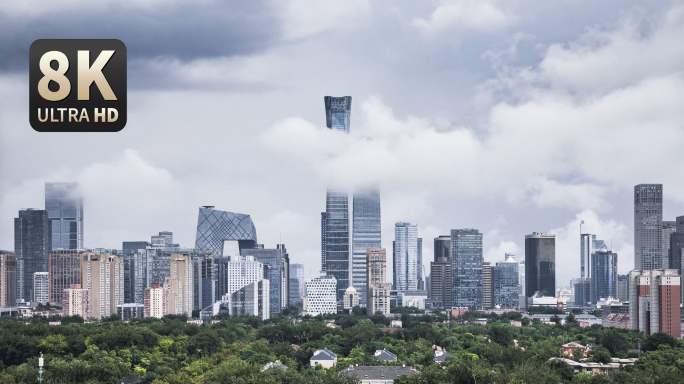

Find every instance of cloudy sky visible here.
[2,0,684,286]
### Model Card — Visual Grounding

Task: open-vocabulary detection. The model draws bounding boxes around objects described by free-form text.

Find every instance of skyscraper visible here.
[241,246,289,314]
[45,182,83,250]
[493,254,519,309]
[663,221,676,269]
[15,209,51,303]
[48,250,83,305]
[321,96,353,301]
[195,207,258,256]
[323,191,350,301]
[33,272,49,304]
[165,254,193,316]
[351,190,381,307]
[668,229,684,304]
[482,262,493,309]
[525,232,555,298]
[590,244,618,304]
[417,237,423,290]
[431,236,452,308]
[394,222,419,291]
[0,251,17,308]
[366,248,390,316]
[634,184,663,270]
[289,263,305,305]
[451,229,483,309]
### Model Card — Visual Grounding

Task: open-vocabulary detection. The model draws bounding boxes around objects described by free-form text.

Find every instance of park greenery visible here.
[0,307,683,384]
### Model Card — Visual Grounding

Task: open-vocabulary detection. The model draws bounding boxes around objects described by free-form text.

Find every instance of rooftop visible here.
[339,365,419,381]
[311,348,338,361]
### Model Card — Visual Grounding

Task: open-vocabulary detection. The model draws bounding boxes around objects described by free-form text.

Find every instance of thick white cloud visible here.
[412,0,516,35]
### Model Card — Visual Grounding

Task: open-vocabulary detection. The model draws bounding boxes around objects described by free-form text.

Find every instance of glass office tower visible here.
[45,182,83,250]
[493,255,519,309]
[15,209,51,302]
[634,184,663,270]
[394,222,419,291]
[351,190,381,306]
[451,229,483,309]
[525,232,556,297]
[590,244,618,304]
[321,96,353,301]
[195,206,258,256]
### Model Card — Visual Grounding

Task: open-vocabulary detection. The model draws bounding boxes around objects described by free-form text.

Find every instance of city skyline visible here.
[3,4,684,287]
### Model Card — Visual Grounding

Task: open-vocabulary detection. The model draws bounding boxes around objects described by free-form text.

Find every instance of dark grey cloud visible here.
[0,1,278,71]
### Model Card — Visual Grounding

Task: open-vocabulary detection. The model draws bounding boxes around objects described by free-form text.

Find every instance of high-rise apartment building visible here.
[634,184,664,270]
[165,254,193,316]
[304,275,337,316]
[663,221,676,269]
[15,209,51,302]
[241,246,289,314]
[16,258,24,303]
[590,245,618,304]
[144,283,169,319]
[81,252,124,320]
[366,248,390,316]
[493,254,519,309]
[33,272,49,304]
[48,250,82,305]
[482,262,493,309]
[451,229,483,309]
[289,263,305,305]
[417,238,423,291]
[62,284,90,319]
[394,222,419,291]
[525,232,556,298]
[351,190,381,307]
[431,235,452,309]
[629,269,681,338]
[0,251,16,308]
[45,182,83,250]
[223,280,270,320]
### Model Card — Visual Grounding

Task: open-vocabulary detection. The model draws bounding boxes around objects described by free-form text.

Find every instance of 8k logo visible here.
[29,39,127,132]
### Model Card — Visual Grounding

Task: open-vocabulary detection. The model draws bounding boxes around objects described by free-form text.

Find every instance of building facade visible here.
[629,269,681,338]
[351,190,381,307]
[323,191,350,301]
[224,280,270,320]
[241,247,289,314]
[525,232,556,298]
[482,262,493,309]
[304,275,337,316]
[144,283,168,319]
[81,252,124,320]
[33,272,49,304]
[451,229,483,309]
[165,254,193,316]
[493,254,519,309]
[663,221,676,269]
[195,207,258,256]
[45,182,83,250]
[62,284,90,319]
[0,251,16,308]
[617,275,629,302]
[394,222,419,291]
[367,248,390,316]
[48,250,82,305]
[634,184,664,270]
[15,209,51,302]
[289,263,305,305]
[590,245,618,304]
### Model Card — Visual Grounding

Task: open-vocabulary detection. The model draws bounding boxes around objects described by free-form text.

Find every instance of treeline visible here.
[0,308,683,384]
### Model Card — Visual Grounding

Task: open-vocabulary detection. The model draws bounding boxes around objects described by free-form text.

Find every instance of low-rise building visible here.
[262,361,288,372]
[339,365,420,384]
[310,348,338,368]
[548,358,637,375]
[561,342,589,357]
[434,350,452,363]
[374,349,398,361]
[604,313,629,329]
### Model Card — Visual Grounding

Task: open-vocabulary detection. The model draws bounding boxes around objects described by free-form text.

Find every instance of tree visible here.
[565,313,576,324]
[592,348,611,364]
[551,314,561,325]
[643,332,678,351]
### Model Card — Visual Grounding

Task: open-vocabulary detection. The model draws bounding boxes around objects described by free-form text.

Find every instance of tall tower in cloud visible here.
[45,182,83,250]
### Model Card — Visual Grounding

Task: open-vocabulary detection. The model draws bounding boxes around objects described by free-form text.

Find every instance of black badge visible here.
[29,39,127,132]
